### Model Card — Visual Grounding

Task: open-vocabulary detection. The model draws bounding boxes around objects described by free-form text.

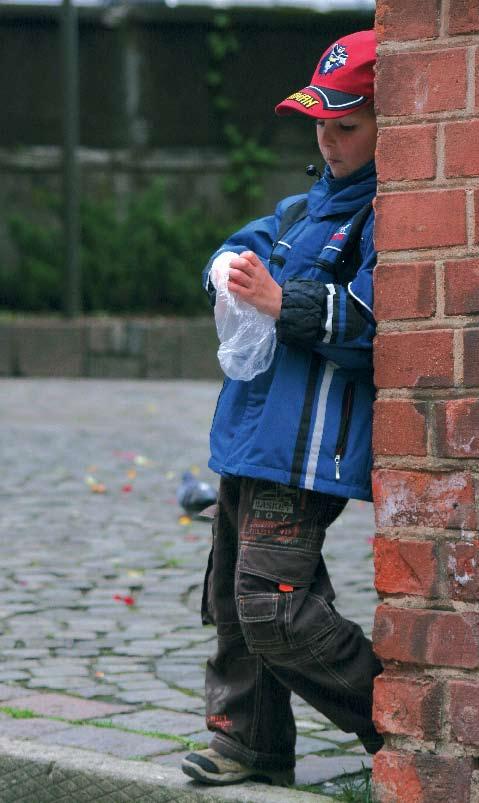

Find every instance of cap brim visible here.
[275,85,371,119]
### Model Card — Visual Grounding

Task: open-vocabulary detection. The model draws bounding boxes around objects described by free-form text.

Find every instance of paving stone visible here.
[0,685,35,702]
[173,676,205,691]
[39,724,179,758]
[29,667,90,678]
[102,709,204,735]
[5,693,134,721]
[112,643,166,657]
[1,649,49,659]
[295,719,328,733]
[99,675,155,687]
[114,690,180,704]
[26,676,92,689]
[0,717,72,739]
[59,685,121,699]
[93,662,150,674]
[113,676,161,688]
[295,754,373,785]
[115,688,203,710]
[53,646,102,658]
[185,730,211,746]
[149,749,190,764]
[0,671,31,682]
[319,729,361,745]
[295,735,343,755]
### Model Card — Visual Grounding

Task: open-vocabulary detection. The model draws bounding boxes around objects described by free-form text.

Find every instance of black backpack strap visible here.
[276,198,308,243]
[334,201,373,286]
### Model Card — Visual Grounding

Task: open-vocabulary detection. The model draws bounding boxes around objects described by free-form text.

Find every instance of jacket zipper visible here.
[334,382,355,480]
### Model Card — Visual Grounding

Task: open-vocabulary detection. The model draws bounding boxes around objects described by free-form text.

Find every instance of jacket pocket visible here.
[334,381,355,481]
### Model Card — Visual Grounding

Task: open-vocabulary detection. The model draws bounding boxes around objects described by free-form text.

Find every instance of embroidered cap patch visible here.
[319,44,348,76]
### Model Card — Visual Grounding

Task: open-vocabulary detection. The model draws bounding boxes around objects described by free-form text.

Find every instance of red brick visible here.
[449,0,479,35]
[442,541,479,602]
[373,399,427,456]
[373,751,422,803]
[373,674,442,739]
[449,680,479,746]
[435,398,479,457]
[445,120,479,178]
[444,259,479,315]
[373,751,474,803]
[377,126,436,182]
[374,330,454,389]
[464,329,479,386]
[373,469,477,530]
[373,605,479,668]
[375,0,440,42]
[374,538,438,596]
[375,191,466,252]
[374,262,435,321]
[376,50,467,117]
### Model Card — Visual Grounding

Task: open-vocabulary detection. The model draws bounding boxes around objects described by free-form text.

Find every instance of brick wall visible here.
[372,2,479,801]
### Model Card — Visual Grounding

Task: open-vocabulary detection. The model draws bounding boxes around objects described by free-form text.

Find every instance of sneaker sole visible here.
[182,758,293,787]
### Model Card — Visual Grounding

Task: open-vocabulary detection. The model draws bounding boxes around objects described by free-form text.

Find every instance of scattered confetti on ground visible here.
[113,594,136,606]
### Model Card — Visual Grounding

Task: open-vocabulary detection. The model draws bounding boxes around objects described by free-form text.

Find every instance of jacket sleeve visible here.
[202,195,306,305]
[276,210,376,372]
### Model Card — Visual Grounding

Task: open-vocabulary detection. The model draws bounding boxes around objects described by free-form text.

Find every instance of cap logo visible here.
[319,44,348,76]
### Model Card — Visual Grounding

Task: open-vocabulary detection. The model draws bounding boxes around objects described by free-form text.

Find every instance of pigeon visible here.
[176,471,218,516]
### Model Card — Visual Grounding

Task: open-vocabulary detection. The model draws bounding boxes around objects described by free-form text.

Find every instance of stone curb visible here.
[0,737,332,803]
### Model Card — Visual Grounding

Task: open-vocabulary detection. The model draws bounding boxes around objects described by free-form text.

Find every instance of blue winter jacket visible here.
[204,160,377,501]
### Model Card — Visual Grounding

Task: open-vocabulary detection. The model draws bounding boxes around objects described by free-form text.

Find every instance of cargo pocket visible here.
[239,543,318,587]
[238,592,285,653]
[238,543,339,651]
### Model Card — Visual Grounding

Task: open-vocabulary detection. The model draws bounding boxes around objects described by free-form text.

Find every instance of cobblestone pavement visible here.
[0,379,378,798]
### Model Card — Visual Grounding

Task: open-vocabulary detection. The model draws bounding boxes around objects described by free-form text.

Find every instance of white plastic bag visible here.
[209,251,277,381]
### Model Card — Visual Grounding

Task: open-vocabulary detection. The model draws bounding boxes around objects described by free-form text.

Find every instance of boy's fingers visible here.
[229,257,254,275]
[239,250,263,268]
[228,268,250,286]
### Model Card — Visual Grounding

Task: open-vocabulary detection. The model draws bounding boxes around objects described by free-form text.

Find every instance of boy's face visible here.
[315,105,377,179]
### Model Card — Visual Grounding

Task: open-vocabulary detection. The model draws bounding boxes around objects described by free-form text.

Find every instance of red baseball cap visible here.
[275,30,376,119]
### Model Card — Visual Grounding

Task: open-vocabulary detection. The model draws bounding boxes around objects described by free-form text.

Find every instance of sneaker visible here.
[181,748,294,786]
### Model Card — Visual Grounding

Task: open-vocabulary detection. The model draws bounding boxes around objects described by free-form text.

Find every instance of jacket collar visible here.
[308,160,376,219]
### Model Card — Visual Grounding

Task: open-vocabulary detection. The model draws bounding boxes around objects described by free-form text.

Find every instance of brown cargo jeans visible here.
[201,475,383,771]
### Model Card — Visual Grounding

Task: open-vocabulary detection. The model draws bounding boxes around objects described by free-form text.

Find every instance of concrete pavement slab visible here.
[0,738,332,803]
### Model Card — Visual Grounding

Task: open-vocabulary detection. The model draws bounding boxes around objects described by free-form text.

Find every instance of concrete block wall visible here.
[372,2,479,801]
[0,317,222,381]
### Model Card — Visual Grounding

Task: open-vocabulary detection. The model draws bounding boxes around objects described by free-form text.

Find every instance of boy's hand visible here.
[228,251,282,319]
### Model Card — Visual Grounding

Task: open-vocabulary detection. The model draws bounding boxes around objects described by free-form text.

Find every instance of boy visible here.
[182,29,383,787]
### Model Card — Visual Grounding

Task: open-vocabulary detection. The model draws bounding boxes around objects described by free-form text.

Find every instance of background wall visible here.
[0,4,374,271]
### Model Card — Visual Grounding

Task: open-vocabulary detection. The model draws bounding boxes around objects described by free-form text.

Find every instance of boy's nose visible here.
[322,129,336,146]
